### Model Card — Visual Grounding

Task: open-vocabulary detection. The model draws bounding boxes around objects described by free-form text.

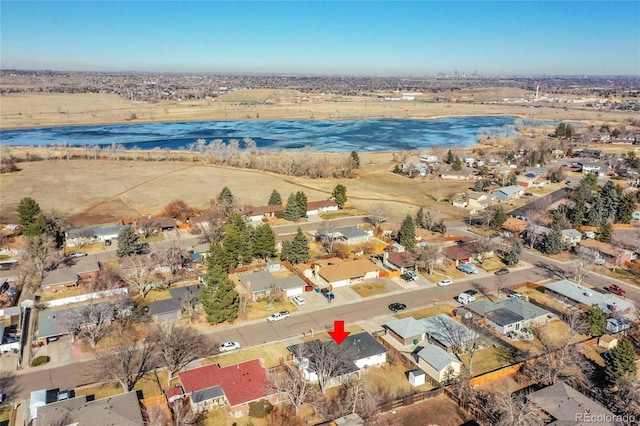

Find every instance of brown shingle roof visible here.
[387,251,414,268]
[319,259,378,283]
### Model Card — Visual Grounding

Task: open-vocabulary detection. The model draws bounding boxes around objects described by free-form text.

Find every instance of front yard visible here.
[351,280,389,297]
[395,304,455,320]
[200,342,289,369]
[240,299,297,322]
[75,370,168,401]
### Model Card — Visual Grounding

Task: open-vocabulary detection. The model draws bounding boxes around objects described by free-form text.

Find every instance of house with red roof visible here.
[178,359,279,417]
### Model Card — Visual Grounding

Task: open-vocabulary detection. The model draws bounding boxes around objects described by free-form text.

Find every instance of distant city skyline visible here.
[1,1,638,76]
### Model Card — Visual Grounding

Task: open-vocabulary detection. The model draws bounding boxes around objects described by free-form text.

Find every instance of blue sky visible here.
[1,1,638,76]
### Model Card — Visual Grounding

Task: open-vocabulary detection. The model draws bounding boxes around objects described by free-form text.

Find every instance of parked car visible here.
[388,302,407,313]
[69,252,88,258]
[456,263,479,274]
[218,341,241,352]
[437,279,453,287]
[457,293,476,304]
[400,271,419,281]
[292,295,305,306]
[608,285,626,296]
[267,311,290,323]
[495,268,509,275]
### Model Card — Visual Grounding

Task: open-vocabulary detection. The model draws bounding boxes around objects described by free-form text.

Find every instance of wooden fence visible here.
[366,388,445,417]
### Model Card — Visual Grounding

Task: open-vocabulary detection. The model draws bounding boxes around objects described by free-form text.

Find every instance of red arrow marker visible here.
[328,320,350,344]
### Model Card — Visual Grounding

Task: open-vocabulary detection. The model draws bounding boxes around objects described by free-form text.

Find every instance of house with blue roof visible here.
[492,185,525,201]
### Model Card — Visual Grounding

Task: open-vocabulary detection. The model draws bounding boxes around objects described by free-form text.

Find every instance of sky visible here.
[1,1,639,76]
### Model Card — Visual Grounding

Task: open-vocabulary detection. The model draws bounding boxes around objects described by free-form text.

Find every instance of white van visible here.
[632,211,640,220]
[457,293,476,304]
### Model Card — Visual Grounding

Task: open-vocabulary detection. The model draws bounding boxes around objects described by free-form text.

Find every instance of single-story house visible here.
[317,259,379,288]
[37,301,113,343]
[440,169,475,181]
[441,245,473,267]
[179,359,278,417]
[148,284,203,322]
[416,343,462,384]
[579,162,604,175]
[492,185,525,201]
[466,191,497,212]
[420,155,439,163]
[561,229,583,247]
[465,298,551,334]
[36,391,144,426]
[66,224,122,247]
[384,315,478,352]
[502,217,528,236]
[524,166,548,177]
[383,251,416,273]
[526,381,615,426]
[242,205,285,222]
[134,216,178,234]
[237,271,305,300]
[40,262,101,294]
[324,226,371,246]
[516,173,547,188]
[578,239,634,265]
[544,279,633,316]
[287,332,387,387]
[306,200,339,215]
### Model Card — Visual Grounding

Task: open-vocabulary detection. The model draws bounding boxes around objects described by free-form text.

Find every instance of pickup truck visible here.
[267,311,290,323]
[608,285,626,297]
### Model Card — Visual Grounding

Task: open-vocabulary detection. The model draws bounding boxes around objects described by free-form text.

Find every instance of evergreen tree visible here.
[616,193,636,223]
[601,181,619,221]
[587,195,605,227]
[473,180,484,192]
[268,189,282,206]
[452,156,463,171]
[218,187,234,205]
[332,184,348,209]
[198,265,239,324]
[605,339,638,384]
[553,123,573,139]
[398,215,416,249]
[17,197,44,236]
[294,191,308,218]
[503,241,521,266]
[251,223,276,260]
[577,173,598,201]
[490,206,508,230]
[584,305,606,336]
[283,193,302,221]
[205,242,227,276]
[508,173,518,185]
[446,150,455,164]
[220,214,252,269]
[116,225,143,257]
[540,222,563,255]
[350,151,360,169]
[569,191,587,225]
[282,228,309,264]
[597,222,613,243]
[280,240,292,261]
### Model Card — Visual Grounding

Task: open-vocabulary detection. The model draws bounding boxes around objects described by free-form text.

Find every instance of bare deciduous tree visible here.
[289,340,356,394]
[122,257,161,298]
[573,246,597,285]
[493,390,544,426]
[407,244,441,275]
[366,203,388,228]
[268,364,312,416]
[64,301,114,349]
[152,324,215,387]
[153,241,187,276]
[92,339,158,392]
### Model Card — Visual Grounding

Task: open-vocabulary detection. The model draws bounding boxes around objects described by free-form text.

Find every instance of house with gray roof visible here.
[66,224,122,247]
[36,391,144,426]
[384,314,479,352]
[416,343,462,384]
[492,185,525,201]
[37,301,113,343]
[41,261,101,294]
[465,298,552,334]
[545,279,633,316]
[148,284,203,322]
[237,271,306,301]
[526,381,615,426]
[324,226,371,246]
[561,228,582,247]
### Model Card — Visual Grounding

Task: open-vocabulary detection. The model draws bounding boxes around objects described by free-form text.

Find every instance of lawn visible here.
[202,407,271,426]
[200,342,289,369]
[241,299,297,322]
[365,362,435,399]
[300,324,364,343]
[39,286,88,302]
[351,280,389,297]
[477,257,507,272]
[458,346,512,376]
[144,287,172,302]
[395,304,454,320]
[139,233,166,244]
[75,370,168,400]
[320,208,368,220]
[378,394,466,426]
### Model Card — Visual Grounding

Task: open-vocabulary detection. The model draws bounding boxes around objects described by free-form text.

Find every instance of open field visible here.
[2,91,637,130]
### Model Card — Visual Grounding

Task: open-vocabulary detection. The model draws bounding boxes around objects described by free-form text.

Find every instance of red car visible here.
[608,285,626,297]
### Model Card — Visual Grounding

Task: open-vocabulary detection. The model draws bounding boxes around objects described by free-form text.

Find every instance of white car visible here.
[267,311,290,323]
[218,341,241,352]
[69,252,88,258]
[437,279,453,287]
[292,295,305,306]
